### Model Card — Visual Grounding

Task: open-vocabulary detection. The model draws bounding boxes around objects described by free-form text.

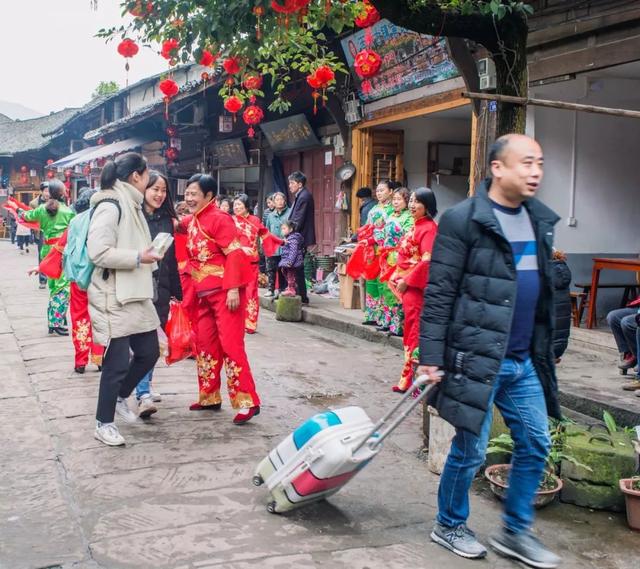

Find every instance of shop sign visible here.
[213,138,248,167]
[219,115,233,133]
[261,114,320,153]
[340,19,459,103]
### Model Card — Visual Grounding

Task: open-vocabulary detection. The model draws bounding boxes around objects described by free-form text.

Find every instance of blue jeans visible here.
[135,370,153,400]
[437,357,551,534]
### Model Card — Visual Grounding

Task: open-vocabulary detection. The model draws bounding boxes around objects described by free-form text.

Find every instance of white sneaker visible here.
[94,423,125,446]
[151,390,162,403]
[263,291,274,298]
[115,397,139,424]
[138,394,158,419]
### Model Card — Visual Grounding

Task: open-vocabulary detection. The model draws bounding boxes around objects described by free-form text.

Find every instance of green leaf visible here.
[603,410,618,433]
[522,3,535,15]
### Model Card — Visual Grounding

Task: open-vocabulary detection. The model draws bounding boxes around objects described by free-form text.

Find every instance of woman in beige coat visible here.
[88,152,164,447]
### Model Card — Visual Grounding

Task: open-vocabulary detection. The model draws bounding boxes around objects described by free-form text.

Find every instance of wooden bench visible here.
[573,282,639,327]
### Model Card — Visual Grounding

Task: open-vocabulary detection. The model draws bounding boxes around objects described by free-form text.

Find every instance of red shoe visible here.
[246,329,256,335]
[392,386,407,394]
[189,402,222,411]
[233,406,260,424]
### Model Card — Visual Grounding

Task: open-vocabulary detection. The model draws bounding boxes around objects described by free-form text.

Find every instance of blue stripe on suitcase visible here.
[292,411,342,450]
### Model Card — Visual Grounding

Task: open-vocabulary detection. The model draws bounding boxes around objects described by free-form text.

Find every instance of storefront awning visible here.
[49,136,153,169]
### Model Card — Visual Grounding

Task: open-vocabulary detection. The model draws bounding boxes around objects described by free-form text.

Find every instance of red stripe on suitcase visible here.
[291,469,357,497]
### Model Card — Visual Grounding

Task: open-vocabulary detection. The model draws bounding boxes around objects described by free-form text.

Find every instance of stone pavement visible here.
[0,240,638,569]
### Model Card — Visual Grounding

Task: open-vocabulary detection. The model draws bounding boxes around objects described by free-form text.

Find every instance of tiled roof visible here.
[0,108,79,156]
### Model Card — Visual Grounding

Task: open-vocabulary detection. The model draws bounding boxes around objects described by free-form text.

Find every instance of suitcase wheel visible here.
[266,501,278,514]
[252,475,264,487]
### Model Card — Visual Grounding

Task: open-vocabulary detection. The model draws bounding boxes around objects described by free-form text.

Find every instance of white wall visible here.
[533,76,640,255]
[386,114,472,214]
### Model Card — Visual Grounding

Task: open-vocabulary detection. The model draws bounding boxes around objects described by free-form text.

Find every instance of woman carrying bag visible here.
[87,152,164,447]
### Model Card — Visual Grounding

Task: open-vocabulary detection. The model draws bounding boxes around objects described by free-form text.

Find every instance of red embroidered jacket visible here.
[233,213,283,261]
[392,217,438,291]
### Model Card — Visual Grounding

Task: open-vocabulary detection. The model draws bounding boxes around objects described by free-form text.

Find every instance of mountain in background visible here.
[0,100,43,121]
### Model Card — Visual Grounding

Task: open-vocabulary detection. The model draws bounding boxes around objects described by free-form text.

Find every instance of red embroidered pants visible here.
[244,263,260,333]
[194,288,260,409]
[397,286,424,391]
[70,282,104,368]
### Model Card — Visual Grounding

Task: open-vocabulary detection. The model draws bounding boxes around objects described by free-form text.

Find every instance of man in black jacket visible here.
[417,134,561,568]
[288,171,315,304]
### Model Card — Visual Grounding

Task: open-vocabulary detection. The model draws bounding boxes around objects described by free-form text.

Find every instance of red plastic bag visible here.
[165,300,194,365]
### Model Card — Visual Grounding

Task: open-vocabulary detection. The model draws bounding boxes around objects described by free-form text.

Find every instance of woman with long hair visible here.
[87,152,164,446]
[181,174,260,423]
[20,179,75,335]
[389,187,438,393]
[232,193,282,334]
[134,170,182,417]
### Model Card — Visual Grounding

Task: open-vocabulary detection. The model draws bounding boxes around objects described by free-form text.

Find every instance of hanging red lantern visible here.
[20,165,28,173]
[161,38,180,60]
[201,71,210,82]
[361,79,373,95]
[242,74,263,91]
[159,78,179,98]
[46,159,54,165]
[83,164,92,176]
[270,0,303,14]
[165,147,179,162]
[354,48,382,78]
[306,73,323,90]
[253,6,265,40]
[166,125,178,138]
[243,104,264,138]
[117,38,139,58]
[129,1,153,17]
[47,171,55,179]
[223,57,241,75]
[224,95,244,116]
[199,49,216,67]
[355,1,380,28]
[314,65,335,87]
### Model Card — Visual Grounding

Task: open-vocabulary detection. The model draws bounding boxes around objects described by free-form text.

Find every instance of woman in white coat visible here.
[88,152,164,446]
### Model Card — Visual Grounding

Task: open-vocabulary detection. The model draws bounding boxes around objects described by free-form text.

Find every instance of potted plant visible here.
[485,420,592,508]
[619,477,640,531]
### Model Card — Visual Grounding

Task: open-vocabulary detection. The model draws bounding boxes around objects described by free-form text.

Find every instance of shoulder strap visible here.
[91,198,122,224]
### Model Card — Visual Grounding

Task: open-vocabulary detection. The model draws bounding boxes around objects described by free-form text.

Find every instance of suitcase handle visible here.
[353,375,439,454]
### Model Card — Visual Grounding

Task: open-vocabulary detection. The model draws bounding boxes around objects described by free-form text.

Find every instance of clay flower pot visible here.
[485,464,563,508]
[619,478,640,531]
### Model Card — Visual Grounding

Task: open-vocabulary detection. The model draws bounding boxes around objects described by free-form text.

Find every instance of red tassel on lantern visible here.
[253,6,265,40]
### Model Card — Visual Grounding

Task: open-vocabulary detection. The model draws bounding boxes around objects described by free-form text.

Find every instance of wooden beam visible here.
[463,91,640,120]
[468,109,478,197]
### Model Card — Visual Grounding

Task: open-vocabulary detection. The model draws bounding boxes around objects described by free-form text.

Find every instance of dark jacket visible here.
[144,209,182,327]
[288,187,316,247]
[359,198,377,227]
[419,182,562,435]
[279,232,304,269]
[552,259,572,359]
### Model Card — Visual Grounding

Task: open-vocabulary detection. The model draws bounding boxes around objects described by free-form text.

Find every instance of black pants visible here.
[35,235,46,285]
[16,235,29,250]
[266,255,286,292]
[295,250,309,302]
[96,330,159,423]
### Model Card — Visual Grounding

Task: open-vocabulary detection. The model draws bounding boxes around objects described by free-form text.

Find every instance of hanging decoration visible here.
[270,0,311,29]
[354,0,380,28]
[117,38,139,86]
[224,95,244,119]
[223,57,241,76]
[128,1,153,17]
[159,78,180,119]
[199,49,217,67]
[166,125,179,138]
[252,6,265,40]
[242,73,263,91]
[165,146,179,163]
[354,49,382,79]
[306,64,334,114]
[47,171,56,180]
[242,99,264,138]
[46,159,54,166]
[83,164,92,177]
[161,38,180,64]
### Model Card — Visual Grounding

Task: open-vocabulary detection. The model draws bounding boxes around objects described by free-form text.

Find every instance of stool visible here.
[573,283,639,327]
[570,291,587,327]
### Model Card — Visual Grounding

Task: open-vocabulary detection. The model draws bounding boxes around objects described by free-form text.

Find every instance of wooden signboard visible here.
[261,114,320,153]
[340,19,459,103]
[214,138,248,167]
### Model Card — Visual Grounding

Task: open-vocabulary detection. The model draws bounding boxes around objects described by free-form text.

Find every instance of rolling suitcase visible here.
[253,377,435,513]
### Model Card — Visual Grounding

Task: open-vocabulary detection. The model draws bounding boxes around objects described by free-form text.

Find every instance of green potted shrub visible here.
[619,477,640,531]
[485,420,591,508]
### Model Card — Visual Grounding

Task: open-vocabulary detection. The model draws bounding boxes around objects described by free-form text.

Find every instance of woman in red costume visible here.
[232,193,282,334]
[182,175,260,424]
[389,187,438,393]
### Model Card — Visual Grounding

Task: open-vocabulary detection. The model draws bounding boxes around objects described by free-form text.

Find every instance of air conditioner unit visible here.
[477,57,496,91]
[333,134,345,156]
[344,93,362,125]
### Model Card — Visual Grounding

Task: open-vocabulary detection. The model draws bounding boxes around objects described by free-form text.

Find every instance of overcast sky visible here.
[0,1,167,115]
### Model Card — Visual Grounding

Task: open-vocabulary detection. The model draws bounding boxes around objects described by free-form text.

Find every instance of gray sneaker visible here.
[430,522,487,559]
[489,528,561,568]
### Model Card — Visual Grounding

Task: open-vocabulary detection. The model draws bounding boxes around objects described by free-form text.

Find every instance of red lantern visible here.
[243,74,263,91]
[165,147,179,162]
[46,159,54,165]
[161,38,179,60]
[354,48,382,78]
[224,95,244,115]
[243,104,264,137]
[314,65,335,87]
[129,1,153,17]
[223,57,241,75]
[355,1,380,28]
[271,0,310,13]
[306,73,323,90]
[47,171,55,179]
[20,165,28,173]
[199,49,216,67]
[166,125,178,138]
[117,38,139,58]
[201,72,210,81]
[159,78,179,98]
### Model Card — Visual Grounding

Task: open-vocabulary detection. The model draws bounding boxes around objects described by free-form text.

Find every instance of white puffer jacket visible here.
[87,182,160,344]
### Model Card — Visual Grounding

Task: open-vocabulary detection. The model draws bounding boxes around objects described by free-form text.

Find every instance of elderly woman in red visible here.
[390,187,439,393]
[182,175,260,424]
[232,193,282,334]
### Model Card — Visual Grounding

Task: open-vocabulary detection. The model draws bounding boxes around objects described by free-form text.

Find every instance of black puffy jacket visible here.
[552,259,572,359]
[419,182,562,435]
[144,209,182,327]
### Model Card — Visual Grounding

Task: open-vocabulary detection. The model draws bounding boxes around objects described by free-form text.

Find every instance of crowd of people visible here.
[9,134,578,568]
